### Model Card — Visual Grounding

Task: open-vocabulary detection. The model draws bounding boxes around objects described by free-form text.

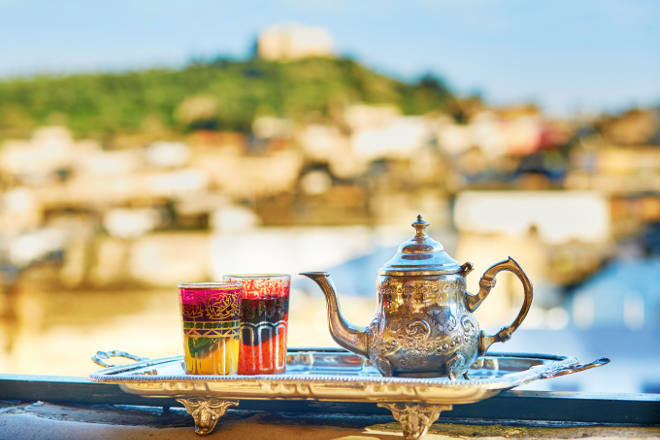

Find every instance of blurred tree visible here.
[0,57,455,141]
[0,105,36,139]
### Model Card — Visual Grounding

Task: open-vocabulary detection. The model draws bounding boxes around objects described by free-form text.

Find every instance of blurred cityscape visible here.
[0,24,658,392]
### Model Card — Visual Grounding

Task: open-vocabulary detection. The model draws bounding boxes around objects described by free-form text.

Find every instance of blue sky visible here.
[1,0,658,115]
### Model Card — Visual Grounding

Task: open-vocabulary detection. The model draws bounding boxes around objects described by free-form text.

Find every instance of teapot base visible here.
[375,349,477,380]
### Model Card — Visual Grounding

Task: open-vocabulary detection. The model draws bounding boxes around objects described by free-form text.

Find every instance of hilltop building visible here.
[258,23,334,60]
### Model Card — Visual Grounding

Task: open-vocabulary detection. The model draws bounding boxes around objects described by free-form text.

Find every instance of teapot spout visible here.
[300,272,369,357]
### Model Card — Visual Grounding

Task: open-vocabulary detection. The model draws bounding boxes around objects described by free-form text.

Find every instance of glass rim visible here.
[178,281,243,289]
[223,273,290,280]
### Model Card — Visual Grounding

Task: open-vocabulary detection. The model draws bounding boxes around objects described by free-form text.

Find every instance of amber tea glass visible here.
[178,282,242,375]
[223,274,290,374]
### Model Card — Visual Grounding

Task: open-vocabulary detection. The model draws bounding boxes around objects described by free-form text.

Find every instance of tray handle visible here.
[541,357,610,380]
[92,350,149,368]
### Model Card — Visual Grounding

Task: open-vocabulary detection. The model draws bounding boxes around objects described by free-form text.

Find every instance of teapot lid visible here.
[380,215,461,276]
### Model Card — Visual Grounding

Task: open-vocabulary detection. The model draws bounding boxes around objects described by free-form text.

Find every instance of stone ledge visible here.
[1,401,658,440]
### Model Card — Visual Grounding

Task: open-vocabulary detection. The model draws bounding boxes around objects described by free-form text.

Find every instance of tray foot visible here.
[378,402,452,440]
[176,397,239,435]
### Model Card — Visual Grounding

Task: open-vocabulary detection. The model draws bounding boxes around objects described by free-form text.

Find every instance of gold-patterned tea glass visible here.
[178,282,242,375]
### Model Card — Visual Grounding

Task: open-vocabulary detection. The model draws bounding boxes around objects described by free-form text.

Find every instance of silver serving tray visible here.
[90,348,608,439]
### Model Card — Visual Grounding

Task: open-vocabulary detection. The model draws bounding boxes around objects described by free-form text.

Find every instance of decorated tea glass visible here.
[178,282,243,375]
[223,274,290,374]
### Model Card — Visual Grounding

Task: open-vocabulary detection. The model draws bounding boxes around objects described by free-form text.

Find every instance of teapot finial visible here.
[412,214,429,238]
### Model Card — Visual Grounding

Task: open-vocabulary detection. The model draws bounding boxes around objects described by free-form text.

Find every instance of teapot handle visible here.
[465,257,533,355]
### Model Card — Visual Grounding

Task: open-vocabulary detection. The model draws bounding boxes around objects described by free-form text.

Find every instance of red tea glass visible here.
[223,274,290,374]
[178,282,242,375]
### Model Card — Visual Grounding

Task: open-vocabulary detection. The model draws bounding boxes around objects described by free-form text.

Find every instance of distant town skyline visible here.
[1,0,659,115]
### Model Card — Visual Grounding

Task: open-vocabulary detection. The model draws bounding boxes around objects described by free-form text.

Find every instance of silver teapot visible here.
[301,215,533,379]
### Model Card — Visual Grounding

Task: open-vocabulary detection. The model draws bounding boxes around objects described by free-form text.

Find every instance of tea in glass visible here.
[224,274,290,374]
[178,282,242,375]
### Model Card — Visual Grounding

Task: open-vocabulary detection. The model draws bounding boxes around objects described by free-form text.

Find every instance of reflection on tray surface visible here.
[117,351,553,379]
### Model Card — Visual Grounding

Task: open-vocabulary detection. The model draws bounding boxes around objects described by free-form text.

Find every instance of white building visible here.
[258,23,334,60]
[453,191,611,244]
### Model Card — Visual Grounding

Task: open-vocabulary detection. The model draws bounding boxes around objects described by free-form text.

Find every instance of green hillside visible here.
[0,57,453,142]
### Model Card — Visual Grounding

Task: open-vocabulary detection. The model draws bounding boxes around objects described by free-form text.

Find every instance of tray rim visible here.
[89,350,579,390]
